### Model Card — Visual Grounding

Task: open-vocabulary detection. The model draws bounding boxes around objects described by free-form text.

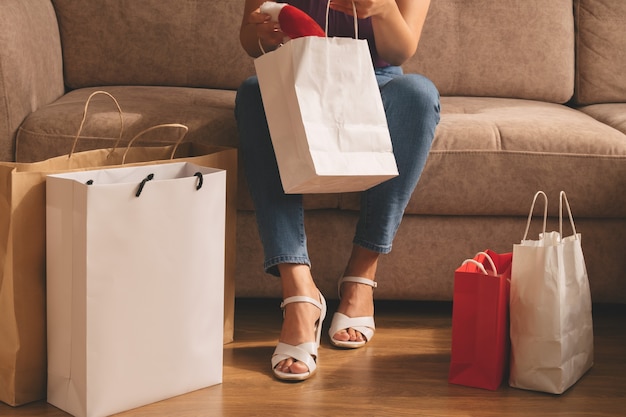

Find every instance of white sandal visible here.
[271,293,327,381]
[328,276,377,349]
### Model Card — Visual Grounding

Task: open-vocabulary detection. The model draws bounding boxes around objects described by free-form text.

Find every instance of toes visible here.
[333,329,351,342]
[333,328,364,342]
[288,360,309,374]
[351,329,366,342]
[275,358,309,375]
[346,328,355,341]
[347,328,362,342]
[275,358,294,373]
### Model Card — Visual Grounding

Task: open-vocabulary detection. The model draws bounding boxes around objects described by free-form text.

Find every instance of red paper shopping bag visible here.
[448,250,512,390]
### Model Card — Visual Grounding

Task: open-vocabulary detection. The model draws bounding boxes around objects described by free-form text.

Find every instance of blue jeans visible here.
[235,66,440,276]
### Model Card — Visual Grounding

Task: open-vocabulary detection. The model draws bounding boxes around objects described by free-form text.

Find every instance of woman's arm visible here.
[240,0,286,57]
[329,0,431,66]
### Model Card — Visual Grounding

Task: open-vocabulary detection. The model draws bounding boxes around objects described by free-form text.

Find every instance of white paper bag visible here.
[509,191,594,394]
[46,162,226,417]
[254,34,398,194]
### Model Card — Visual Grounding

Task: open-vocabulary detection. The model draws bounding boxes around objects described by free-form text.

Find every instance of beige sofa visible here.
[2,0,625,303]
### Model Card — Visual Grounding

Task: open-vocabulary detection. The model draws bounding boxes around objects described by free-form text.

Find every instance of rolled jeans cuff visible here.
[264,255,312,277]
[352,237,392,254]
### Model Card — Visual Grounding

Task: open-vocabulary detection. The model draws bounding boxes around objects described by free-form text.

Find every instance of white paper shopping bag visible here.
[46,162,226,417]
[509,191,594,394]
[254,34,398,194]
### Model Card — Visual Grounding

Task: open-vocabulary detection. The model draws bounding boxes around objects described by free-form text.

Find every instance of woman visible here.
[235,0,440,381]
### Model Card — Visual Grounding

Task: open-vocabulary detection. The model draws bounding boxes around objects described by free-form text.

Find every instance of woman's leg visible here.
[235,76,321,376]
[235,76,311,276]
[333,68,441,343]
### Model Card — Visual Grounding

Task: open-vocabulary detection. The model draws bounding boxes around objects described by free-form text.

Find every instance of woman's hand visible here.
[249,7,286,49]
[330,0,431,66]
[240,1,286,57]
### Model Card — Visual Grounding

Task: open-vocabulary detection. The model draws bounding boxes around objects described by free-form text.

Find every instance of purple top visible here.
[283,0,389,68]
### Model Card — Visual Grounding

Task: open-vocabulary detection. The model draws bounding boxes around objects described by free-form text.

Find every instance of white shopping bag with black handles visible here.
[46,162,225,417]
[254,21,398,194]
[509,191,594,394]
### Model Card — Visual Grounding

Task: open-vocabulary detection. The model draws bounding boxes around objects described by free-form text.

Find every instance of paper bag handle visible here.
[133,170,204,197]
[325,1,358,38]
[559,191,578,239]
[522,191,548,241]
[121,123,189,164]
[69,90,124,157]
[461,260,489,275]
[461,251,498,275]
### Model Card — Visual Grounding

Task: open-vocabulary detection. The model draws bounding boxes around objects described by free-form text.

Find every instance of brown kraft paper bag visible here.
[0,91,237,405]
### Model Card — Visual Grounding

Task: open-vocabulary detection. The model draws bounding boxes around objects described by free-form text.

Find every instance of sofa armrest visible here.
[0,0,65,162]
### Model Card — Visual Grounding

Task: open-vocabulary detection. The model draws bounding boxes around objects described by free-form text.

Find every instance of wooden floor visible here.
[3,299,625,417]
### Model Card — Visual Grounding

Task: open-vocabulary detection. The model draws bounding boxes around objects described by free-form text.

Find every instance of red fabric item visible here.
[448,250,512,390]
[278,5,325,38]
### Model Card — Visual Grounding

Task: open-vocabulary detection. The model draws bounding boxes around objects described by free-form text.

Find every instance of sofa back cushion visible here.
[404,0,575,103]
[53,0,577,102]
[0,0,64,161]
[52,0,255,90]
[574,0,626,105]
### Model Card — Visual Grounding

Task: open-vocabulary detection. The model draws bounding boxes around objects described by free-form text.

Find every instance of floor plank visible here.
[2,299,625,416]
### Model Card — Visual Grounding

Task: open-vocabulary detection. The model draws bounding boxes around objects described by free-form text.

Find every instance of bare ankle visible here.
[278,264,318,299]
[344,246,380,280]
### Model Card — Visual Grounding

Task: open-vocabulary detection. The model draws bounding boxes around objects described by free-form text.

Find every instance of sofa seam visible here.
[574,0,581,104]
[0,51,12,159]
[427,149,626,159]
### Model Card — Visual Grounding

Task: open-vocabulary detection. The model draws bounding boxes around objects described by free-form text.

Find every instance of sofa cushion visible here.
[340,97,626,218]
[574,0,626,105]
[403,0,575,103]
[15,86,239,162]
[578,103,626,135]
[52,0,254,90]
[0,0,64,161]
[236,210,626,303]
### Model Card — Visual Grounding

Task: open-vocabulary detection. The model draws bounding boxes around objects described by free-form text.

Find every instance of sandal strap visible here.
[280,295,323,312]
[271,342,318,373]
[338,276,377,298]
